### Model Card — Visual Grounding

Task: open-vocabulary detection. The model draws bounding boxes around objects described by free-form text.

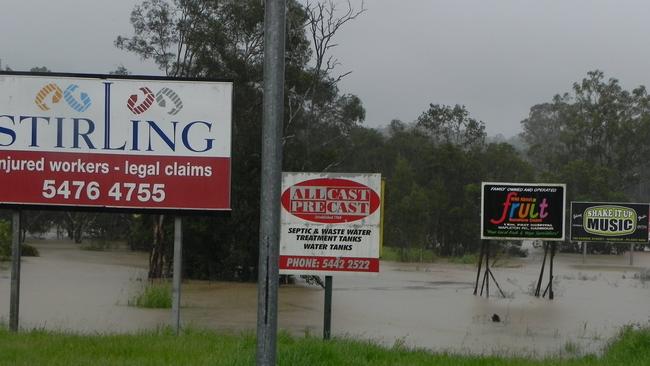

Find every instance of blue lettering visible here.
[55,117,65,148]
[130,120,141,151]
[19,115,50,147]
[146,120,177,151]
[182,121,214,153]
[0,115,16,146]
[103,82,125,150]
[72,118,96,149]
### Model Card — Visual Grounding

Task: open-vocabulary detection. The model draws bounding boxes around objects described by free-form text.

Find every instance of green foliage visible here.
[416,103,486,149]
[109,65,130,75]
[0,220,38,260]
[0,220,10,260]
[447,254,478,265]
[117,0,368,281]
[28,66,50,73]
[129,281,172,309]
[1,326,650,365]
[20,244,39,257]
[521,70,650,202]
[382,108,534,258]
[603,325,650,365]
[381,246,437,263]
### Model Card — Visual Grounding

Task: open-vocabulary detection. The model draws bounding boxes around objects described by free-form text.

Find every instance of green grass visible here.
[381,246,479,265]
[129,281,172,309]
[381,246,437,262]
[0,326,649,365]
[447,253,478,265]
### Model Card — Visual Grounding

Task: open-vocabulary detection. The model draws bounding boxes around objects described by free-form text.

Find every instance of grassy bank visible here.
[1,326,649,365]
[381,246,478,264]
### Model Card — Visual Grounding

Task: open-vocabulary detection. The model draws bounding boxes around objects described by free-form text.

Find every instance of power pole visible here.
[257,0,286,365]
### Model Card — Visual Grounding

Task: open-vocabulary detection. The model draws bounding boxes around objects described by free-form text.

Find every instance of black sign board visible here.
[570,202,649,243]
[481,182,566,240]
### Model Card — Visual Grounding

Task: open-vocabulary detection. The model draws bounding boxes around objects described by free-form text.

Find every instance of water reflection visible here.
[1,239,649,357]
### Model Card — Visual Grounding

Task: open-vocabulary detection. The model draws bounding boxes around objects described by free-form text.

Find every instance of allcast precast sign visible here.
[570,202,650,243]
[279,172,382,275]
[481,182,566,240]
[0,72,232,211]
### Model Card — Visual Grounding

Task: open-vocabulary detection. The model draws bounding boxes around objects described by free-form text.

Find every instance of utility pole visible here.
[257,0,286,364]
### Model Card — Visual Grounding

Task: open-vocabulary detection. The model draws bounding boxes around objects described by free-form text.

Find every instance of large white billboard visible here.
[0,72,232,211]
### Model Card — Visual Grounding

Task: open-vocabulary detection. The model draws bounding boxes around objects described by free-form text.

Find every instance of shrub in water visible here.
[129,281,172,309]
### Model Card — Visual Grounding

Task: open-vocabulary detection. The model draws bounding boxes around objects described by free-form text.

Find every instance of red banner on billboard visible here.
[0,150,229,210]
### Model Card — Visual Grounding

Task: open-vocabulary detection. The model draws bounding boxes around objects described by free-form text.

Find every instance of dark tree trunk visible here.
[148,215,170,279]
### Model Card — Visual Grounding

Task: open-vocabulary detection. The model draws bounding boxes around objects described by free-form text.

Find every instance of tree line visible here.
[3,1,650,278]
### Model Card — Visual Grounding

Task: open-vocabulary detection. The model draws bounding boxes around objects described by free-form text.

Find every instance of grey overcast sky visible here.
[2,1,650,137]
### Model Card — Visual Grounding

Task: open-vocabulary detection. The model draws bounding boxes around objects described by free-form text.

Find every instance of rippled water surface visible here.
[2,239,650,357]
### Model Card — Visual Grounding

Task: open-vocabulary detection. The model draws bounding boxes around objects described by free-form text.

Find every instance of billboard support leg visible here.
[323,276,332,340]
[582,242,586,264]
[480,242,489,296]
[172,216,183,335]
[10,210,21,332]
[473,241,485,295]
[478,242,504,298]
[542,243,556,299]
[488,266,505,298]
[630,243,634,266]
[534,243,548,297]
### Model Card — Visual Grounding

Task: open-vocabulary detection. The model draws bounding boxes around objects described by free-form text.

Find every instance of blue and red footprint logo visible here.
[34,83,183,116]
[35,83,91,112]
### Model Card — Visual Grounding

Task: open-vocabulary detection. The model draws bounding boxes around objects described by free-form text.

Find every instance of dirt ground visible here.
[1,239,649,357]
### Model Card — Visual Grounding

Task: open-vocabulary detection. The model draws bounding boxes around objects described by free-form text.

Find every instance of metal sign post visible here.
[10,210,21,331]
[172,217,183,335]
[535,242,557,299]
[474,241,505,298]
[257,0,286,364]
[323,276,333,340]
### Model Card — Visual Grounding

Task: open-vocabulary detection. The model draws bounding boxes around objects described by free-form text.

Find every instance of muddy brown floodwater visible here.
[2,239,650,357]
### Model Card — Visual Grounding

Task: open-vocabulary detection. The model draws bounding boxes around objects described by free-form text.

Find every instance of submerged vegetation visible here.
[128,281,172,309]
[0,220,39,261]
[0,325,649,365]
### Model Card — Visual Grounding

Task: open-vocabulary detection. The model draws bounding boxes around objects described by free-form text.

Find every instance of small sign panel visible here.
[570,202,650,243]
[481,182,566,240]
[280,172,381,275]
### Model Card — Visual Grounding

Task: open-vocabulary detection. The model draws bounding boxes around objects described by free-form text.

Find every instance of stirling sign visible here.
[570,202,650,243]
[0,72,232,212]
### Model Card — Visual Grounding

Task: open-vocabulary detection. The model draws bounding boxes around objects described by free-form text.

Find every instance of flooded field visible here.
[1,239,650,357]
